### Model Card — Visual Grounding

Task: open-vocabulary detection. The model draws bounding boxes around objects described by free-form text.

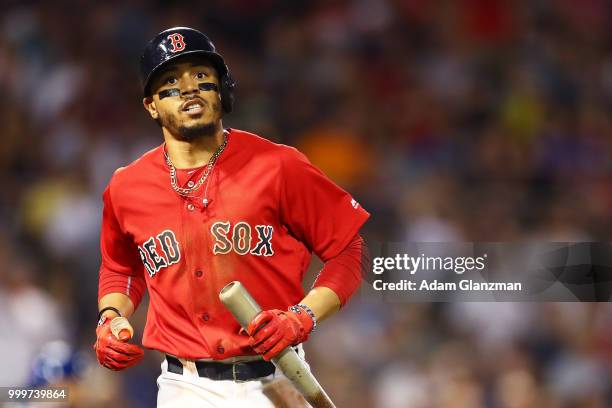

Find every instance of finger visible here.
[119,352,144,368]
[108,340,145,357]
[263,339,291,361]
[249,321,278,345]
[123,351,144,368]
[247,311,275,335]
[105,351,143,370]
[95,350,107,366]
[104,357,136,371]
[104,347,139,364]
[109,345,144,359]
[250,319,280,345]
[253,329,284,354]
[251,323,283,348]
[247,312,270,334]
[102,355,123,371]
[107,341,143,356]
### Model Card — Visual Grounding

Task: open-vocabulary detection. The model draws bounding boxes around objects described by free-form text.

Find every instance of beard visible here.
[160,111,220,142]
[177,122,218,141]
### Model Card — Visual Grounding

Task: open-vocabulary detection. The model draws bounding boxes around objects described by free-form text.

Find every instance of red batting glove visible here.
[93,318,144,371]
[246,309,314,361]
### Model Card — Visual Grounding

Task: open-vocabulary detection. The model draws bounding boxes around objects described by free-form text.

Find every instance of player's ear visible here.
[143,96,159,120]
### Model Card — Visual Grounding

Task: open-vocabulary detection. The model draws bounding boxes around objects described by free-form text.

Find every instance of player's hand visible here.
[246,308,314,361]
[93,317,144,370]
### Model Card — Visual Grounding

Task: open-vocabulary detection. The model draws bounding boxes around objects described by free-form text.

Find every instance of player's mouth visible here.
[180,99,205,116]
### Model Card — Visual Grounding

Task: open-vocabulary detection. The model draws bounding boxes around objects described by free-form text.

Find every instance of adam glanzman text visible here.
[371,254,522,292]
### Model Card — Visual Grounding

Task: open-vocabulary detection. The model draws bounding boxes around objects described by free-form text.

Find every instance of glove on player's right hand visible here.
[247,309,313,361]
[93,317,144,371]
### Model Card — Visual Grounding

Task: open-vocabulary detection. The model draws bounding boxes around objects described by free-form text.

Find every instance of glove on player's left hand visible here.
[246,308,314,361]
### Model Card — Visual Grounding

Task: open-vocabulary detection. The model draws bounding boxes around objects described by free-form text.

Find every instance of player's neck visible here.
[163,126,225,169]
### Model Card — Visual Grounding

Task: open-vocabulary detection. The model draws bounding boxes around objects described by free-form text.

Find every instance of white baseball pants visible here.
[156,357,276,408]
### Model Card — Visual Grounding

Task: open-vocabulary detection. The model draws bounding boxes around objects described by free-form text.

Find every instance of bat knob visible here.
[118,329,131,341]
[110,317,134,341]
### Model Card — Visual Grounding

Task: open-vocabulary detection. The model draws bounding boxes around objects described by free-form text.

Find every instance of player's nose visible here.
[180,74,199,96]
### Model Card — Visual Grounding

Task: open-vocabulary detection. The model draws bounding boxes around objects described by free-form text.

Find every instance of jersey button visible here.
[217,346,225,354]
[195,270,203,278]
[187,180,195,188]
[202,313,210,321]
[187,203,195,211]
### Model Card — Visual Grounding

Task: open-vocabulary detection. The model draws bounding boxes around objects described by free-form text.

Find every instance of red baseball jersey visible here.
[98,128,369,360]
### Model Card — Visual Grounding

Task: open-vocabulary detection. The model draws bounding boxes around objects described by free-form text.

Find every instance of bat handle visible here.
[220,281,337,408]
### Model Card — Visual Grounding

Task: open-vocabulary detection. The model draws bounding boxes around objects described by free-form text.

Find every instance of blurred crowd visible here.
[0,0,611,407]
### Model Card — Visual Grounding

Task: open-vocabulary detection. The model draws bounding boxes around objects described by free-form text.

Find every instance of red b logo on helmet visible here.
[167,33,186,53]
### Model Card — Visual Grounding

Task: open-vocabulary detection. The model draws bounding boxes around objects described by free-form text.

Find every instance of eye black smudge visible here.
[159,88,180,99]
[198,83,218,92]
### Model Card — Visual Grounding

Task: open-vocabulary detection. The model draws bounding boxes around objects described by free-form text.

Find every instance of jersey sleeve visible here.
[279,146,370,262]
[98,183,147,310]
[313,233,369,306]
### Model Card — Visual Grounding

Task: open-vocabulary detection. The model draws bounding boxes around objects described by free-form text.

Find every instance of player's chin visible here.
[177,120,218,140]
[181,118,214,132]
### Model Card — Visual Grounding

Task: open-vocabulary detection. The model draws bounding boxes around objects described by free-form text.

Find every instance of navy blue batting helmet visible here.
[140,27,235,113]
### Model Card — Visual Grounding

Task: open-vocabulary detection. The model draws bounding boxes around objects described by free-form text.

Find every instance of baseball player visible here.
[93,27,369,407]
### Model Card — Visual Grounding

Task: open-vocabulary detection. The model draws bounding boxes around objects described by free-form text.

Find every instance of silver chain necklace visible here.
[164,132,228,197]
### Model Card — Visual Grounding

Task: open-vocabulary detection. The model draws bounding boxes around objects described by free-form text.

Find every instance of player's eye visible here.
[165,76,177,85]
[196,72,208,80]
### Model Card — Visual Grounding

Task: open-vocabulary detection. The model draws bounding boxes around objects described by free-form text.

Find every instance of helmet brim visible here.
[143,50,228,96]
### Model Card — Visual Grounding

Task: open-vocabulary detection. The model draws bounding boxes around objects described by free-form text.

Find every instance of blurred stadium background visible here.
[1,1,611,407]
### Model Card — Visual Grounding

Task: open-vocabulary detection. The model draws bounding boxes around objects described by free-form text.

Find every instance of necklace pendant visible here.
[203,198,209,207]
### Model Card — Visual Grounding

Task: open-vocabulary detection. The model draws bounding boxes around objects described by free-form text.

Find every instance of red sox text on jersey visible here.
[98,129,369,360]
[139,222,274,278]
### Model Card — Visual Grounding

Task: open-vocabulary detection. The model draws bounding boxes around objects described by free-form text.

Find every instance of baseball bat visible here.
[219,281,336,408]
